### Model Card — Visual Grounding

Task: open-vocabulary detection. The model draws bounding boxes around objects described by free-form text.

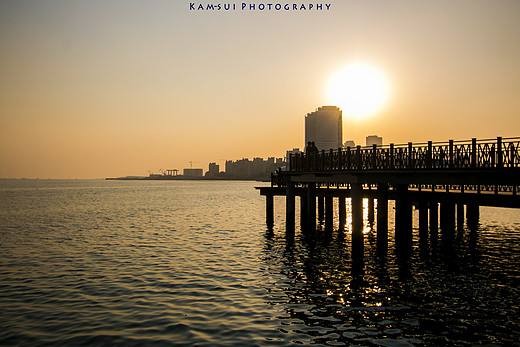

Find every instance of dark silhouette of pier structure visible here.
[257,137,520,258]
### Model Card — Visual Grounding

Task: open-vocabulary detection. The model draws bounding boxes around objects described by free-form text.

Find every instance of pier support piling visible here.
[457,203,465,231]
[266,194,274,227]
[325,196,333,232]
[300,194,308,232]
[418,199,429,257]
[307,183,317,232]
[351,183,364,260]
[318,196,325,223]
[419,200,429,242]
[395,185,413,257]
[429,201,438,235]
[338,196,346,231]
[440,200,455,232]
[377,184,389,255]
[285,181,295,234]
[467,203,480,230]
[367,197,375,226]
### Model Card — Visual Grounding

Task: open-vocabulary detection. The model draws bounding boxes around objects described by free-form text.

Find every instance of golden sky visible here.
[1,1,519,178]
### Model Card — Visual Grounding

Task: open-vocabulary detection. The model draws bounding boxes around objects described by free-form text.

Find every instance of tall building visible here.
[366,135,383,147]
[205,162,219,177]
[305,106,342,151]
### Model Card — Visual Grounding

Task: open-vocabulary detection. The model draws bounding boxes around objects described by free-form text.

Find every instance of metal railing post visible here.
[390,143,395,170]
[356,146,362,170]
[427,141,433,169]
[372,144,377,169]
[510,143,516,168]
[449,140,454,169]
[491,143,496,167]
[497,137,503,168]
[408,142,413,169]
[471,138,477,169]
[346,147,351,170]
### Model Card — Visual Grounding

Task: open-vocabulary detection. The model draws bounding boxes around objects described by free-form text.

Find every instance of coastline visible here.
[105,176,270,182]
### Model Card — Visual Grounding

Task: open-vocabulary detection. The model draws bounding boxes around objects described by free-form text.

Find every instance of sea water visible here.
[0,179,519,346]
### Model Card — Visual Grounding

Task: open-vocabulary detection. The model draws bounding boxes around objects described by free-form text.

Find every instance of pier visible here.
[258,137,520,257]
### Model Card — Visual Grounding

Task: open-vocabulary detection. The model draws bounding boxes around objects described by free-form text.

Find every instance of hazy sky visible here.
[1,0,519,178]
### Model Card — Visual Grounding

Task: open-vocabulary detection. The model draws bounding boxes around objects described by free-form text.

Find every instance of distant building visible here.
[224,157,285,180]
[366,135,383,147]
[343,140,356,148]
[205,162,219,177]
[286,148,302,168]
[183,168,203,177]
[305,106,343,151]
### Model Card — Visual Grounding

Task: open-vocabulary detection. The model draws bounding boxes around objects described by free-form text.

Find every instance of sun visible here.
[326,62,390,119]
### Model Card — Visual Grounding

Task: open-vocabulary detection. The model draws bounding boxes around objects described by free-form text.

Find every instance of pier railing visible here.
[288,137,520,172]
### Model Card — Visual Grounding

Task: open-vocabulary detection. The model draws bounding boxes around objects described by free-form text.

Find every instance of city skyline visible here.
[1,1,519,178]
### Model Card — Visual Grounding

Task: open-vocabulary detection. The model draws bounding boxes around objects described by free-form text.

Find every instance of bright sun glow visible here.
[327,63,390,119]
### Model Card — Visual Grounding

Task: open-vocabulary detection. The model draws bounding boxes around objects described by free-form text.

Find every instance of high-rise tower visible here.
[305,106,342,151]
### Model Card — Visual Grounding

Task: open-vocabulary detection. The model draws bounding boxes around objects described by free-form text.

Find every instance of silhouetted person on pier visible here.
[306,141,318,170]
[305,141,312,153]
[305,142,312,170]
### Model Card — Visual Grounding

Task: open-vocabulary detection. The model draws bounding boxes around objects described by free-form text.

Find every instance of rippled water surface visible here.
[0,179,519,346]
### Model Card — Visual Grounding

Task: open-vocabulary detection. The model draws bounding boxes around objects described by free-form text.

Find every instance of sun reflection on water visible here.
[337,197,375,234]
